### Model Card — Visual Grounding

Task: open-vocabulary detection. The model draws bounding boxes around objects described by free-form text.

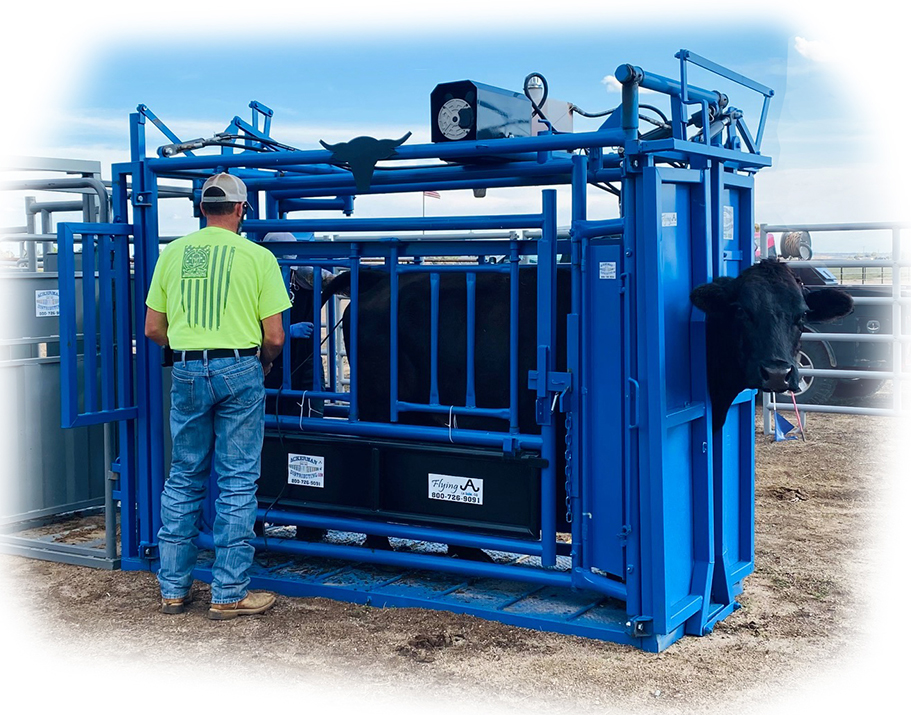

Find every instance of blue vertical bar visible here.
[569,154,586,568]
[327,285,337,393]
[81,232,98,414]
[281,265,292,389]
[390,246,399,421]
[348,246,360,422]
[112,163,137,560]
[99,232,115,412]
[509,240,520,433]
[539,190,557,568]
[685,168,716,636]
[429,272,440,405]
[622,164,642,621]
[465,272,476,409]
[58,224,79,427]
[311,261,323,394]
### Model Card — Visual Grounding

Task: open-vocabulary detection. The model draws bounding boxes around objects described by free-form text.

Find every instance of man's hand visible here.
[263,362,272,377]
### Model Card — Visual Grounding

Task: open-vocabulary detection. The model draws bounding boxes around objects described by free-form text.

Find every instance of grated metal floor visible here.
[189,526,648,649]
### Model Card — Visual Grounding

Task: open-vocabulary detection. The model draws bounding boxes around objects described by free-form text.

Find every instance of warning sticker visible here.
[288,454,325,488]
[599,261,617,280]
[723,205,735,240]
[428,474,483,506]
[35,289,60,317]
[661,212,677,228]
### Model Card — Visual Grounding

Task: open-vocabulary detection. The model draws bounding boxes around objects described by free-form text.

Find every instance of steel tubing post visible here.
[509,240,520,433]
[466,272,477,409]
[390,246,400,422]
[311,264,324,394]
[539,190,558,568]
[347,245,360,422]
[430,272,441,405]
[569,154,586,568]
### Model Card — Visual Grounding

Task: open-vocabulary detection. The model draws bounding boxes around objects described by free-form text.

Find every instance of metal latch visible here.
[528,368,572,425]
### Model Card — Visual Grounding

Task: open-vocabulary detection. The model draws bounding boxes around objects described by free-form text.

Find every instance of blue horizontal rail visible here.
[246,214,544,234]
[267,414,544,451]
[255,507,545,556]
[146,128,630,173]
[395,401,512,421]
[195,531,572,590]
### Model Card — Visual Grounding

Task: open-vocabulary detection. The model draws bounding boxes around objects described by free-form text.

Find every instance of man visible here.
[144,173,291,620]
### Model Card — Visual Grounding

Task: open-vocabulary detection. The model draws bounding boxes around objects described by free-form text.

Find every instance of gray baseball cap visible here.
[201,173,248,203]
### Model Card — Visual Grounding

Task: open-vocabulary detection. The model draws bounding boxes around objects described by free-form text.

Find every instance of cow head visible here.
[319,133,412,193]
[690,259,853,431]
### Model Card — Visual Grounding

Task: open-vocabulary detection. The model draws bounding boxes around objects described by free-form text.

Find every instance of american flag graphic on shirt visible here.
[180,244,236,331]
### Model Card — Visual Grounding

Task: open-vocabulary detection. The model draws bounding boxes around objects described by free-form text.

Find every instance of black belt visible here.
[175,347,259,361]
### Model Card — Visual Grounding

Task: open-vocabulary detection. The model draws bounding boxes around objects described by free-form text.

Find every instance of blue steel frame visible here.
[57,51,773,651]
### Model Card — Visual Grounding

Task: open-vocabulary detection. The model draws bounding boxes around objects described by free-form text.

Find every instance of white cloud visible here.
[601,75,623,93]
[601,74,657,95]
[794,36,834,63]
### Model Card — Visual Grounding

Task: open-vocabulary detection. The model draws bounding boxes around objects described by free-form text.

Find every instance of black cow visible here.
[690,259,854,432]
[323,265,572,559]
[325,266,571,432]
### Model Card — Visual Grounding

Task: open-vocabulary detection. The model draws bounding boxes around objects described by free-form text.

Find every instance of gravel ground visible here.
[1,408,908,715]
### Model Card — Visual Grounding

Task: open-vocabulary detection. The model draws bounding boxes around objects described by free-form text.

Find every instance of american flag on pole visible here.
[423,190,441,199]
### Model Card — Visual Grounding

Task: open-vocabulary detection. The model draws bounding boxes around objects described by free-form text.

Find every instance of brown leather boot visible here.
[160,590,193,615]
[208,591,276,620]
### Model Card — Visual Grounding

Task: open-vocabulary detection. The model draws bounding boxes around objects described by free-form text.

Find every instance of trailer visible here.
[54,50,774,651]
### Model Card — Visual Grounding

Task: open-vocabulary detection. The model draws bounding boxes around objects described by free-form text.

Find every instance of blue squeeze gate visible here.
[57,50,773,651]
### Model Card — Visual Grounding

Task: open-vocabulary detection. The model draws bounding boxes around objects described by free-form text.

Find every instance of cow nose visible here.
[760,362,795,393]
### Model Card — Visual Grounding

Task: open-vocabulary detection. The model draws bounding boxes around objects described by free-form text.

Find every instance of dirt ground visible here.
[1,407,907,715]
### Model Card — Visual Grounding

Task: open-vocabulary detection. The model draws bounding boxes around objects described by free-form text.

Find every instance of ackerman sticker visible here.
[288,454,325,488]
[428,473,483,505]
[35,289,59,317]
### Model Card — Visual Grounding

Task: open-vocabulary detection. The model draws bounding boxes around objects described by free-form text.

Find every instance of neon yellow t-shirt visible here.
[146,226,291,350]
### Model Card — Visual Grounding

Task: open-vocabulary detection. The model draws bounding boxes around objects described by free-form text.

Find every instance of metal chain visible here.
[564,411,573,524]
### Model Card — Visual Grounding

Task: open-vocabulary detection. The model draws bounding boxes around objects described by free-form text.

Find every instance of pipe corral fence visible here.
[5,50,788,650]
[757,222,910,430]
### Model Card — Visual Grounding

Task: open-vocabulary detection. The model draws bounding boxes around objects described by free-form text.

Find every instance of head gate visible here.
[60,51,780,650]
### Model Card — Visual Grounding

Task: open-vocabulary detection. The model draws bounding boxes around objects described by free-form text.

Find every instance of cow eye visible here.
[795,311,808,326]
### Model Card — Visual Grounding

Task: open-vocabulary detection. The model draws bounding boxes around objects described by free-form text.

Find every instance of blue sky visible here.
[4,4,906,254]
[1,3,909,710]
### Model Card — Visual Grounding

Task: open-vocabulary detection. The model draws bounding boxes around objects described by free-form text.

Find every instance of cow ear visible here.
[805,288,854,322]
[690,276,734,314]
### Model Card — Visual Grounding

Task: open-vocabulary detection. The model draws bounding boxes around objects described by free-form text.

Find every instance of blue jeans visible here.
[157,354,265,604]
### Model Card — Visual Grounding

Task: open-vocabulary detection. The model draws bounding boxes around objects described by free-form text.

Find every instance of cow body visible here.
[691,259,854,431]
[329,266,571,435]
